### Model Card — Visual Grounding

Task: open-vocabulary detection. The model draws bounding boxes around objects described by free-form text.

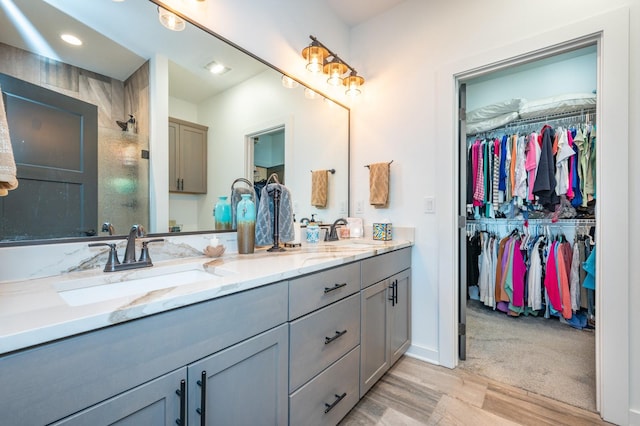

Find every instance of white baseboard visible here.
[628,408,640,426]
[405,344,440,365]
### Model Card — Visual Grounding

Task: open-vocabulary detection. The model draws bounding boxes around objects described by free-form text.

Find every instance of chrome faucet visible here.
[123,224,144,263]
[326,218,347,241]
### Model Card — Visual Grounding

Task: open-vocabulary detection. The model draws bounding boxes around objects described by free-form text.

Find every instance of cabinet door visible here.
[360,278,391,398]
[188,324,288,426]
[179,124,207,193]
[52,368,186,426]
[168,120,180,191]
[389,268,411,365]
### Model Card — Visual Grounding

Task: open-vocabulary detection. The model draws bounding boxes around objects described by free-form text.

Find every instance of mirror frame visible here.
[0,0,350,247]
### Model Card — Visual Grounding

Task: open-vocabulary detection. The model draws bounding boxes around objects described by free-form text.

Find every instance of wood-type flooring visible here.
[339,356,611,426]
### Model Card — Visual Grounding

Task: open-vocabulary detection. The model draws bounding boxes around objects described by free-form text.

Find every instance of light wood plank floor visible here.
[340,356,611,426]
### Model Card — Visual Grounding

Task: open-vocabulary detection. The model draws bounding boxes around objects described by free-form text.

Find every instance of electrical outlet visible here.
[339,201,347,214]
[356,200,364,214]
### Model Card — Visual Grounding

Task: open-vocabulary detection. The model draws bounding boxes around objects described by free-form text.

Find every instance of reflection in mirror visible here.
[0,0,349,244]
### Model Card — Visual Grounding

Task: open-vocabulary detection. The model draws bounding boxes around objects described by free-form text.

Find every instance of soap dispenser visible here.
[306,215,320,243]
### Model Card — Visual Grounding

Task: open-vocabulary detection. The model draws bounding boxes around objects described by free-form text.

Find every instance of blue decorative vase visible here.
[214,196,232,230]
[236,193,256,254]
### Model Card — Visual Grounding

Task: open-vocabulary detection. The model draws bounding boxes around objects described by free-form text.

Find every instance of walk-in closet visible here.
[458,44,599,412]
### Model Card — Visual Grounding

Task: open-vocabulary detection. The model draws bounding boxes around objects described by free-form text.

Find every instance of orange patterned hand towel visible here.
[311,170,328,207]
[0,84,18,196]
[369,162,390,207]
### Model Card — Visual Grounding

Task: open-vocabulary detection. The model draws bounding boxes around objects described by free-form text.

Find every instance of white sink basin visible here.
[57,268,217,307]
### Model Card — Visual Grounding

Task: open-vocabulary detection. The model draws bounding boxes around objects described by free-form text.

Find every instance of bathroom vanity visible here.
[0,241,411,425]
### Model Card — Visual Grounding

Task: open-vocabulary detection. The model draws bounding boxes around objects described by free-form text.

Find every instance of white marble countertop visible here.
[0,239,412,354]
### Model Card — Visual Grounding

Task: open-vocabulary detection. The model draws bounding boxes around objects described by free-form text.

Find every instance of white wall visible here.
[466,47,597,111]
[195,69,349,230]
[116,1,640,423]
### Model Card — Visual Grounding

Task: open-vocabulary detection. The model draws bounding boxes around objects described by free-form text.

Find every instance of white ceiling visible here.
[325,0,405,27]
[0,0,268,104]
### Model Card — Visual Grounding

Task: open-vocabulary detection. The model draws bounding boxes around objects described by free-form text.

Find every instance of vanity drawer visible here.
[289,262,360,320]
[289,293,360,391]
[289,346,360,426]
[361,247,411,288]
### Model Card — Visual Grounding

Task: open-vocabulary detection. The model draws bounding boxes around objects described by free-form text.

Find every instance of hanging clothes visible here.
[533,125,560,210]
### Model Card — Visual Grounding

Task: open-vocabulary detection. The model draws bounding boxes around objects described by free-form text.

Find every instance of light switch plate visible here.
[424,196,435,213]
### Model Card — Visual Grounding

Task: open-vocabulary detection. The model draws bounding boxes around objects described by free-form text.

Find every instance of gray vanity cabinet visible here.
[1,281,288,425]
[360,248,412,398]
[288,262,362,424]
[52,368,186,426]
[187,324,289,426]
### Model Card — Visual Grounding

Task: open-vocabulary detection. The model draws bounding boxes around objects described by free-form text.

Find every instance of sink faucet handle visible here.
[88,242,121,272]
[138,238,164,264]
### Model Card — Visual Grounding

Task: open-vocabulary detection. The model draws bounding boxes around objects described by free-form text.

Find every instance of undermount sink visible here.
[56,268,221,307]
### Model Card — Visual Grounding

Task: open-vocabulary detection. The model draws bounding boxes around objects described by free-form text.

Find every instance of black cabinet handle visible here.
[394,279,399,304]
[324,392,347,414]
[324,329,347,344]
[175,379,186,425]
[176,178,180,191]
[196,370,206,426]
[388,282,395,306]
[180,178,184,191]
[324,282,347,294]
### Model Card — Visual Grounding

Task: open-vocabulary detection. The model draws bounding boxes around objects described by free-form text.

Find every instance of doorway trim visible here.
[243,115,293,182]
[435,8,629,424]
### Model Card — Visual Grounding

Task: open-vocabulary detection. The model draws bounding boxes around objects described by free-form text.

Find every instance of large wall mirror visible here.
[0,0,349,244]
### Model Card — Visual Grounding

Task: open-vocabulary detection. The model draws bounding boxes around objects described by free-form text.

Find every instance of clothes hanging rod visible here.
[467,218,596,227]
[469,108,596,138]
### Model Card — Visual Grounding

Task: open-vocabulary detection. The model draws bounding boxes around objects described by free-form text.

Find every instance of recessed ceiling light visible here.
[205,61,231,75]
[60,34,82,46]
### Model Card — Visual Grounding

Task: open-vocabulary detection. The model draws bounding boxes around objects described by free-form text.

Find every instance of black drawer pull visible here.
[324,392,347,414]
[388,282,396,306]
[175,379,186,425]
[324,282,347,294]
[196,371,206,426]
[324,329,347,344]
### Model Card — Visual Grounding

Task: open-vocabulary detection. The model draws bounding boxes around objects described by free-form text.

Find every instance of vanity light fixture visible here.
[301,35,365,96]
[205,60,231,75]
[301,39,329,73]
[158,6,186,31]
[324,58,347,86]
[281,75,299,89]
[344,71,365,97]
[304,87,321,100]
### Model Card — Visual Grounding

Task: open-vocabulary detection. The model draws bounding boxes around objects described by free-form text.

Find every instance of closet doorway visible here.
[457,43,599,413]
[244,125,286,185]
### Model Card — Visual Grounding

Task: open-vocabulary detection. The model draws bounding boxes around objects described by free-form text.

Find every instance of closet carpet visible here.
[340,356,608,425]
[459,300,596,412]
